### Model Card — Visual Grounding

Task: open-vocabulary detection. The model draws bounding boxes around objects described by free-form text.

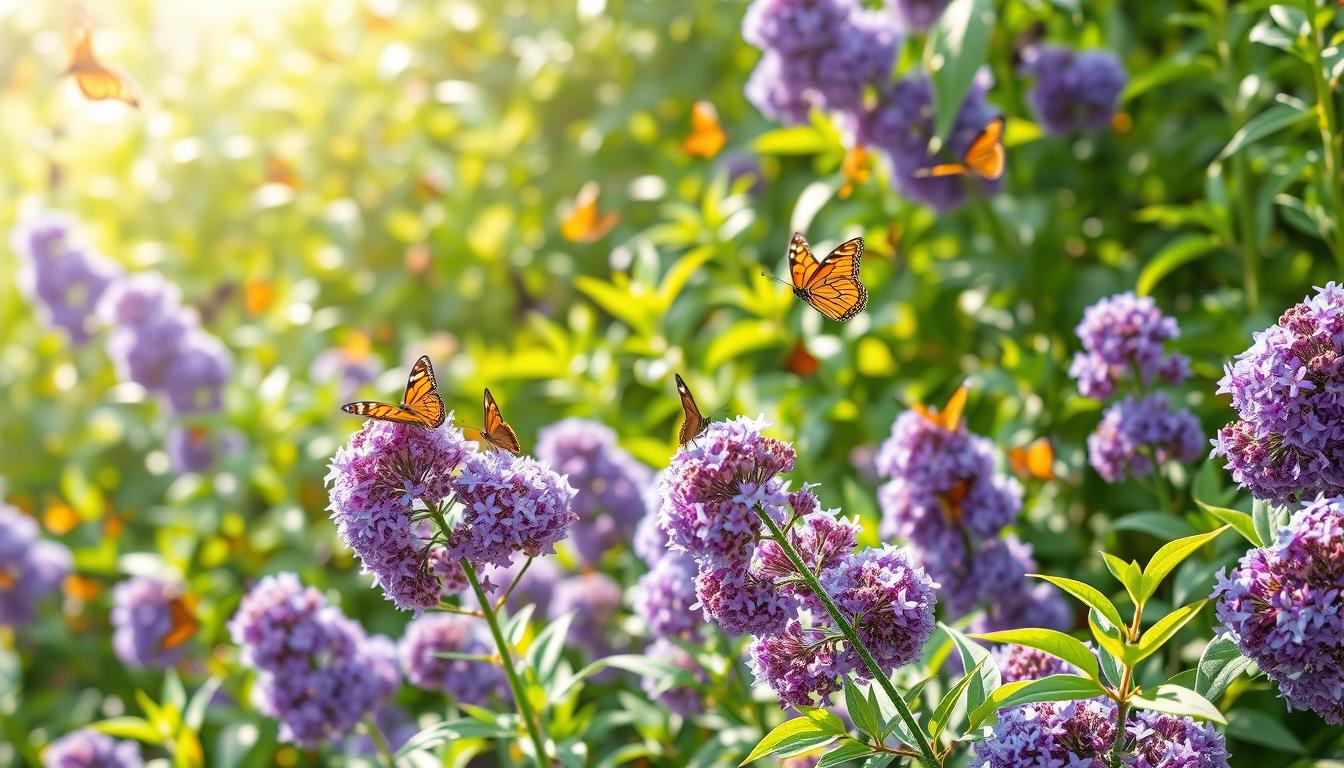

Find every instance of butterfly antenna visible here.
[761,271,792,287]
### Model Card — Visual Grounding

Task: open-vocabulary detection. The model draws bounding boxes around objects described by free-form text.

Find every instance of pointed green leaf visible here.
[844,678,880,739]
[1225,709,1305,752]
[967,675,1105,730]
[1196,502,1262,547]
[1088,614,1132,665]
[1101,553,1144,607]
[1195,635,1256,702]
[924,0,995,142]
[929,658,987,741]
[740,708,846,765]
[90,717,162,744]
[1140,526,1229,602]
[941,623,1000,715]
[1217,99,1313,160]
[1131,684,1226,724]
[1033,574,1125,631]
[815,741,877,767]
[1133,600,1208,664]
[970,629,1100,682]
[1137,234,1221,297]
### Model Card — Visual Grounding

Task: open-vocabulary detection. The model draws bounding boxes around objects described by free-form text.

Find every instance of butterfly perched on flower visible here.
[1009,437,1055,480]
[682,100,726,158]
[911,383,968,432]
[914,116,1005,180]
[766,233,867,323]
[341,355,445,429]
[463,388,521,455]
[560,183,618,243]
[65,12,140,107]
[675,373,709,446]
[162,592,199,650]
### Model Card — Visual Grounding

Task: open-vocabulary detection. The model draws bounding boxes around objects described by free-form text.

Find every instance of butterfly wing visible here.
[161,594,199,650]
[783,340,820,377]
[675,373,708,445]
[1011,437,1054,480]
[400,355,445,428]
[940,384,968,431]
[963,116,1005,180]
[683,100,726,158]
[561,183,618,242]
[912,162,969,178]
[67,19,139,106]
[787,233,823,292]
[481,388,522,454]
[799,237,866,322]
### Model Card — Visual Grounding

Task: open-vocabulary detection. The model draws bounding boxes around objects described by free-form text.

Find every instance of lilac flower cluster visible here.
[1071,292,1202,484]
[228,573,399,747]
[444,450,578,569]
[1022,45,1128,135]
[110,576,190,669]
[888,0,949,32]
[875,410,1066,629]
[657,417,936,707]
[399,613,508,705]
[42,729,142,768]
[0,502,72,627]
[632,554,701,641]
[992,643,1078,683]
[12,212,122,345]
[1213,283,1344,502]
[1213,495,1344,724]
[535,418,653,565]
[550,572,626,658]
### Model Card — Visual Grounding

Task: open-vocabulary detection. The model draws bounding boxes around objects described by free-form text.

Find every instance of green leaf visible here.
[860,756,895,768]
[752,125,835,156]
[815,741,877,767]
[970,629,1100,682]
[1101,552,1144,607]
[575,275,652,334]
[1139,527,1229,603]
[705,320,786,370]
[929,658,987,742]
[740,708,846,764]
[396,719,515,757]
[1088,613,1131,665]
[503,603,536,646]
[1131,684,1226,724]
[967,675,1104,730]
[1121,55,1215,102]
[923,0,995,142]
[91,717,163,744]
[1137,235,1221,297]
[1217,98,1313,160]
[941,623,1000,715]
[1252,499,1279,546]
[1225,708,1305,752]
[1032,574,1126,631]
[1196,501,1263,547]
[525,610,573,684]
[844,678,880,740]
[1195,635,1256,702]
[1133,600,1209,664]
[1110,511,1198,541]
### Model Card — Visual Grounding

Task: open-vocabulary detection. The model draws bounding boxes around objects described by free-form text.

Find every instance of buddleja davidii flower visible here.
[110,576,192,669]
[1088,395,1204,483]
[742,0,857,56]
[696,563,798,636]
[1022,45,1128,135]
[12,211,123,345]
[444,450,578,570]
[1213,283,1344,503]
[1212,495,1344,724]
[752,509,859,607]
[992,643,1079,683]
[888,0,949,32]
[550,572,626,657]
[632,553,702,641]
[1069,291,1191,401]
[399,613,508,705]
[42,729,143,768]
[0,503,72,627]
[657,416,797,566]
[747,616,844,707]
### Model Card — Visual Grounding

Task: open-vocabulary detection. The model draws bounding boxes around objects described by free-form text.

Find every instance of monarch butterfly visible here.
[675,373,709,446]
[765,233,868,323]
[560,183,618,243]
[910,383,968,432]
[162,592,199,650]
[838,145,871,199]
[1009,437,1055,480]
[341,355,446,429]
[913,116,1005,181]
[937,480,970,527]
[65,13,140,107]
[463,388,522,455]
[682,100,726,158]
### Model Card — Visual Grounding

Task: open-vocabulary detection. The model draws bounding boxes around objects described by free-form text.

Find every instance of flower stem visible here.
[1311,5,1344,269]
[461,560,551,767]
[1107,605,1144,767]
[363,712,398,768]
[753,508,940,768]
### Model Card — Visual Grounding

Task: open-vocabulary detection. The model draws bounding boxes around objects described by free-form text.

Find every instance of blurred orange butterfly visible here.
[162,592,199,650]
[766,233,867,323]
[782,340,820,377]
[911,383,968,432]
[560,183,618,243]
[676,373,709,446]
[1009,437,1055,480]
[463,388,521,455]
[914,116,1005,180]
[682,100,726,158]
[838,145,871,199]
[65,13,139,107]
[341,355,446,429]
[264,153,300,189]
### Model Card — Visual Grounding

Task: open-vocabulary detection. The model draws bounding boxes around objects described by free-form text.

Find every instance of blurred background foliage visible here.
[1,0,1343,764]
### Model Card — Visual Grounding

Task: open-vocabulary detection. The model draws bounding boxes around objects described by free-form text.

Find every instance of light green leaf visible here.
[1140,527,1229,602]
[704,320,786,370]
[1217,99,1313,160]
[1032,574,1126,631]
[752,125,836,156]
[90,717,163,744]
[929,658,987,742]
[1137,235,1221,296]
[942,623,1000,715]
[1196,502,1262,547]
[1101,552,1144,607]
[1225,708,1305,752]
[844,678,880,739]
[1252,499,1280,547]
[1121,55,1215,102]
[1133,600,1209,664]
[396,719,515,757]
[1088,614,1131,665]
[740,708,846,765]
[967,675,1104,730]
[1131,684,1226,724]
[815,741,877,767]
[924,0,995,143]
[1195,635,1256,702]
[1110,511,1199,541]
[969,629,1099,682]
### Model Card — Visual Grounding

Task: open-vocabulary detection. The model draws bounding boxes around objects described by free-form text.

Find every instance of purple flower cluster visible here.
[550,572,626,658]
[12,212,122,345]
[632,554,701,641]
[1022,45,1128,135]
[0,502,72,627]
[1070,292,1190,400]
[1213,283,1344,502]
[535,418,653,565]
[1213,495,1344,724]
[399,613,508,705]
[42,729,142,768]
[444,450,578,569]
[888,0,949,32]
[228,573,399,747]
[110,576,191,669]
[1088,395,1204,483]
[311,345,382,399]
[992,643,1079,683]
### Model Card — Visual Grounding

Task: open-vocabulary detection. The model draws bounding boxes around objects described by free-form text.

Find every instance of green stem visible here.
[753,508,940,768]
[462,560,550,767]
[1108,605,1145,767]
[1107,695,1131,768]
[1139,446,1174,514]
[363,712,398,768]
[1213,1,1261,311]
[1311,6,1344,269]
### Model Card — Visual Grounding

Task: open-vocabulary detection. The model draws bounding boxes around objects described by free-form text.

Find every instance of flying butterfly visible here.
[675,373,709,446]
[463,388,522,455]
[913,116,1005,181]
[1009,437,1055,481]
[682,100,726,158]
[910,383,969,432]
[764,233,867,323]
[560,182,619,243]
[341,355,445,429]
[65,12,140,107]
[162,592,199,650]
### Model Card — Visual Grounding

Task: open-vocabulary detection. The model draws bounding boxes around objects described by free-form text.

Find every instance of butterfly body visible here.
[780,233,867,323]
[675,373,709,446]
[341,355,445,429]
[463,388,521,454]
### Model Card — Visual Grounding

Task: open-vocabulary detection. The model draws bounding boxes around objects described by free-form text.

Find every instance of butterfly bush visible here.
[0,502,72,627]
[399,613,508,704]
[1213,283,1344,502]
[42,729,142,768]
[992,643,1080,683]
[110,576,190,670]
[1088,395,1204,483]
[535,418,653,565]
[1022,45,1128,135]
[888,0,950,32]
[550,572,626,658]
[228,573,398,747]
[12,212,122,345]
[1212,495,1344,724]
[632,554,702,641]
[444,450,578,569]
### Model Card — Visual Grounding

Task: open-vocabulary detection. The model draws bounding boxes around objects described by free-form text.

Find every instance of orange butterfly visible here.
[560,183,618,243]
[838,145,871,199]
[1009,437,1055,481]
[675,373,709,446]
[938,480,970,527]
[911,384,968,432]
[65,13,139,107]
[913,116,1005,180]
[162,592,199,650]
[782,340,820,377]
[264,153,301,189]
[682,100,726,158]
[0,568,15,589]
[766,233,868,323]
[342,355,446,429]
[463,388,522,455]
